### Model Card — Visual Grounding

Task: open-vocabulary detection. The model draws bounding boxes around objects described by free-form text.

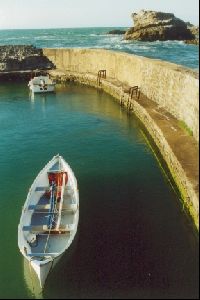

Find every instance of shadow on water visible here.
[43,174,199,299]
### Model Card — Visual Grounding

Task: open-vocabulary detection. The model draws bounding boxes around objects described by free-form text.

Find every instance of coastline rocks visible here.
[124,10,195,41]
[186,22,199,36]
[184,39,199,45]
[0,45,55,72]
[107,29,126,35]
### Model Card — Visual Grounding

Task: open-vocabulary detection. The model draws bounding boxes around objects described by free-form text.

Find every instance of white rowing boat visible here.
[18,154,79,288]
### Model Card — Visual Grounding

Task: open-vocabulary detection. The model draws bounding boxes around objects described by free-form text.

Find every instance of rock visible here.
[107,29,126,35]
[186,23,199,36]
[124,10,195,41]
[184,39,199,45]
[0,45,55,72]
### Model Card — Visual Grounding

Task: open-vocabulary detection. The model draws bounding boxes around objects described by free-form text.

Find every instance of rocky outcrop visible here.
[107,29,126,35]
[125,10,195,41]
[0,45,55,72]
[184,39,199,45]
[186,22,199,36]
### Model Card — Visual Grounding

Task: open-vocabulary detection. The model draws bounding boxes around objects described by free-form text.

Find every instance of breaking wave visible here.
[0,27,198,69]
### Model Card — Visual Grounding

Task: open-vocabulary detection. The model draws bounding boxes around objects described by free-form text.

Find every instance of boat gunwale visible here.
[18,154,79,262]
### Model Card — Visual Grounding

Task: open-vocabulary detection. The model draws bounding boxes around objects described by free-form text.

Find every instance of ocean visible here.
[0,27,199,70]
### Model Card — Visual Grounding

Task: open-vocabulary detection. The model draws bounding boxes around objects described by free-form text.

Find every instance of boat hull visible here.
[23,255,63,293]
[31,257,54,288]
[29,84,55,93]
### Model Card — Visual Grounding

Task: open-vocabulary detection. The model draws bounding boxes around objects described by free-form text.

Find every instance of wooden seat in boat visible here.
[27,252,59,257]
[35,186,49,192]
[28,202,77,212]
[22,224,74,233]
[28,204,51,210]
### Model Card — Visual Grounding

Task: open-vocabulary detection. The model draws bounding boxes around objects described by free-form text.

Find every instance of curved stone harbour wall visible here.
[43,48,199,142]
[43,48,199,230]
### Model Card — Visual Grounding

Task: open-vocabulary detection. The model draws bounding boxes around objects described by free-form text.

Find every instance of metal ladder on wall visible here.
[120,86,140,111]
[97,70,106,86]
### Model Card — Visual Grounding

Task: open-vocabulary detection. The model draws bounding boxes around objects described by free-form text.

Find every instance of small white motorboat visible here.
[18,154,79,288]
[28,74,56,93]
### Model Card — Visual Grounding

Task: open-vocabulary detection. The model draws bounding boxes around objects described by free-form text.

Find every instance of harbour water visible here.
[0,82,198,299]
[0,27,199,70]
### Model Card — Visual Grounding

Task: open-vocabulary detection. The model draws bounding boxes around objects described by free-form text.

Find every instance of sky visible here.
[0,0,199,29]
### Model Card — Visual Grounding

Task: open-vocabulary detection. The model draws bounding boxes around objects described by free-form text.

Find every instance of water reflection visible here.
[29,91,48,116]
[29,91,47,103]
[24,258,43,299]
[29,91,35,102]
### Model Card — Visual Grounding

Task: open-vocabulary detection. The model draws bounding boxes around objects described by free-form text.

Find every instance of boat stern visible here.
[30,257,53,288]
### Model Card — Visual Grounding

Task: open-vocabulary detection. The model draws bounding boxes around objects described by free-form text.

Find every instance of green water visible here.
[0,83,198,299]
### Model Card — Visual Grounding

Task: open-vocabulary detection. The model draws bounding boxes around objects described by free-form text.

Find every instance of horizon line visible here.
[0,25,130,31]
